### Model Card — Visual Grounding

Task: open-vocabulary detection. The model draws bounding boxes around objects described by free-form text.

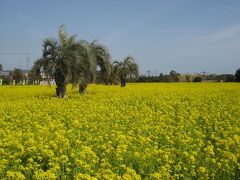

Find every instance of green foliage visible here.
[11,69,24,84]
[1,75,12,85]
[136,72,236,83]
[90,40,111,84]
[217,74,235,82]
[112,56,139,86]
[32,26,112,94]
[32,25,92,86]
[169,70,180,82]
[193,76,202,82]
[31,25,99,97]
[235,69,240,82]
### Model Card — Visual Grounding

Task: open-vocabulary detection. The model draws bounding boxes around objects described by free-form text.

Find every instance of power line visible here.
[0,52,32,73]
[0,52,39,59]
[0,52,29,55]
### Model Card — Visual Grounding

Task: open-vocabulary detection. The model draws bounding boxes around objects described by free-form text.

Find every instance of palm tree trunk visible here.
[79,83,88,94]
[120,79,126,87]
[55,70,66,98]
[56,83,66,98]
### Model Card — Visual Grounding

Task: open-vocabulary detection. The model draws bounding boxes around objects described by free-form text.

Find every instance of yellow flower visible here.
[6,171,25,180]
[198,167,206,173]
[0,83,239,179]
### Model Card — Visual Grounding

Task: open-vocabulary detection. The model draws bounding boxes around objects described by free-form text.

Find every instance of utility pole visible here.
[26,54,30,85]
[147,70,151,77]
[0,52,34,84]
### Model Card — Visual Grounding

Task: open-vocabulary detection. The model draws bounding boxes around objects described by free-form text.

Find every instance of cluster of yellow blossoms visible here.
[0,83,239,179]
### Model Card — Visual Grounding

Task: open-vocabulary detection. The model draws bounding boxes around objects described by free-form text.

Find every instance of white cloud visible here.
[19,15,42,27]
[18,14,52,32]
[18,14,52,40]
[191,24,240,45]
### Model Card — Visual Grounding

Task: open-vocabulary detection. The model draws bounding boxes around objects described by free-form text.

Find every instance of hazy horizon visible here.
[0,0,240,75]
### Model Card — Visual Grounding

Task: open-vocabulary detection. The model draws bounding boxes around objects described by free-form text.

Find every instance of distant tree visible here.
[185,75,191,82]
[235,69,240,82]
[27,71,41,84]
[224,74,235,82]
[12,69,24,84]
[193,76,202,82]
[159,73,164,82]
[169,70,180,82]
[0,64,2,72]
[216,74,235,82]
[112,56,139,87]
[2,75,12,85]
[204,73,217,81]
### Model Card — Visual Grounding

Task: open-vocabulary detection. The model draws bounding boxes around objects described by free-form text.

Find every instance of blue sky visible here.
[0,0,240,74]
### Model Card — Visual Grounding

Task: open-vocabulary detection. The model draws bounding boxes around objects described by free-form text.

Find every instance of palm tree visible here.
[70,39,96,94]
[77,40,112,93]
[108,63,119,85]
[91,40,111,84]
[112,56,139,87]
[32,25,94,98]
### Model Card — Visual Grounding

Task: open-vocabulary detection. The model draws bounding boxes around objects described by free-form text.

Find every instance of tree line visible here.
[1,68,239,86]
[135,70,240,83]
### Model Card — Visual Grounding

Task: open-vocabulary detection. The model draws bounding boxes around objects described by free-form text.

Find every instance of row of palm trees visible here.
[32,25,138,98]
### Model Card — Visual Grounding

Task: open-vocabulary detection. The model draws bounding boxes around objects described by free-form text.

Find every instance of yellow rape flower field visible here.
[0,83,240,179]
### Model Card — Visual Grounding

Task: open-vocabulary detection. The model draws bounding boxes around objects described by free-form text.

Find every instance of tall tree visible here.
[169,70,180,82]
[32,25,94,98]
[77,40,112,93]
[235,69,240,82]
[109,63,119,85]
[12,69,24,84]
[70,39,96,94]
[0,64,2,72]
[112,56,138,87]
[91,40,111,84]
